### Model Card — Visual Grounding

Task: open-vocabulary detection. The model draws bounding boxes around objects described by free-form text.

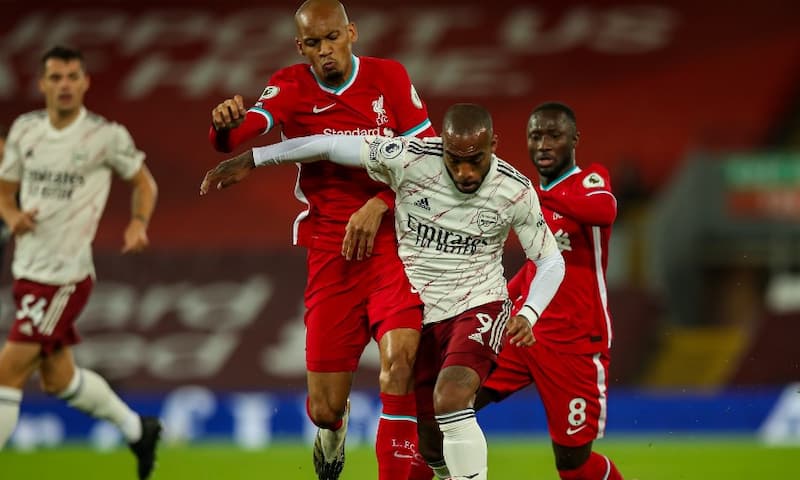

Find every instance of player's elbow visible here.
[208,126,233,153]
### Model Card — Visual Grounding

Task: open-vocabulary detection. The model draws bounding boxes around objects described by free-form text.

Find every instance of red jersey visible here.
[209,55,435,253]
[507,164,616,354]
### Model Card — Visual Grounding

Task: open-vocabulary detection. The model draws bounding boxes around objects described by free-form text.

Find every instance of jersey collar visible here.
[311,55,360,95]
[540,165,581,191]
[45,106,87,138]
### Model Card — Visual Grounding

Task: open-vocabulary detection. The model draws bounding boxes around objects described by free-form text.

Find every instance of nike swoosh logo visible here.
[566,425,587,435]
[312,103,336,113]
[393,452,415,459]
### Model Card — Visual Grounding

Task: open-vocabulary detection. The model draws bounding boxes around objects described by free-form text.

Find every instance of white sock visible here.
[0,386,22,449]
[436,409,487,480]
[58,368,142,443]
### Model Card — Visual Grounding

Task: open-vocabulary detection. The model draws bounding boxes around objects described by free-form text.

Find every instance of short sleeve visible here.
[0,118,26,182]
[513,186,559,261]
[248,70,299,136]
[106,123,145,180]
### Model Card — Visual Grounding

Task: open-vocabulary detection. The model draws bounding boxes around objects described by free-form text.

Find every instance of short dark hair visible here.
[443,103,493,136]
[0,124,7,140]
[532,101,576,125]
[41,45,85,71]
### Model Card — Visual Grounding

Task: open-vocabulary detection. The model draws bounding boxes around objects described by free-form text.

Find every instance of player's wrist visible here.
[131,214,150,226]
[517,305,539,328]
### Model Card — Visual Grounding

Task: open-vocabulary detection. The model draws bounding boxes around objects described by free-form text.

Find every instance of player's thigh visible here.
[441,300,511,383]
[304,250,371,373]
[0,341,42,388]
[531,345,610,447]
[7,277,93,357]
[364,251,423,341]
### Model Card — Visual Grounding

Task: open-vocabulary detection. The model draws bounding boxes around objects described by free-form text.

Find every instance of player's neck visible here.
[48,107,82,130]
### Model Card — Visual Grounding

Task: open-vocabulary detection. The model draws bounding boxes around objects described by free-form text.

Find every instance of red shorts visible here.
[6,277,94,355]
[304,249,422,372]
[414,300,511,421]
[482,341,610,446]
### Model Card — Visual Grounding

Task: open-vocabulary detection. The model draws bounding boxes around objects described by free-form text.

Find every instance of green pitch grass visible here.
[2,437,797,479]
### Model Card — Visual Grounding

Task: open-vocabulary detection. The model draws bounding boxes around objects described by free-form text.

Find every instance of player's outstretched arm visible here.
[0,179,36,235]
[200,135,366,195]
[199,150,257,195]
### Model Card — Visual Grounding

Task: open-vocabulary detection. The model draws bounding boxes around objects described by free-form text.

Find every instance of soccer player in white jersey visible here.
[0,46,161,479]
[201,103,566,480]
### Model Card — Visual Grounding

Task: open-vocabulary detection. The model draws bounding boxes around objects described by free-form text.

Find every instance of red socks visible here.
[558,452,623,480]
[376,392,419,480]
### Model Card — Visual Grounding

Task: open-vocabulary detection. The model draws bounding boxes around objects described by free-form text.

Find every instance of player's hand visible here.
[342,197,389,260]
[212,95,247,130]
[200,154,255,195]
[122,218,149,254]
[8,208,37,235]
[505,314,535,347]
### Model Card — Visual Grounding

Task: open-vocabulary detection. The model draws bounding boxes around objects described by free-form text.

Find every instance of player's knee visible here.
[307,399,346,429]
[378,355,414,392]
[39,374,68,396]
[553,443,592,471]
[432,381,473,415]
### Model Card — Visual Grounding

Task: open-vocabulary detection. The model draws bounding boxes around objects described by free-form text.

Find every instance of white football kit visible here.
[253,134,565,326]
[0,108,144,284]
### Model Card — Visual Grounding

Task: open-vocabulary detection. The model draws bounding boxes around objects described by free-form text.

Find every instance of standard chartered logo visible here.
[407,214,487,255]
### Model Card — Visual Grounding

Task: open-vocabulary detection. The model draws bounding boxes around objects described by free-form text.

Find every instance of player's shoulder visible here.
[576,163,611,190]
[266,64,308,87]
[404,135,442,156]
[85,109,111,126]
[10,109,47,130]
[359,56,409,78]
[495,157,533,189]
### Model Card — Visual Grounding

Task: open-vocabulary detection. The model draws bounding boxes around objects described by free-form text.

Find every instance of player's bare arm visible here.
[0,179,36,235]
[211,94,247,130]
[342,196,389,261]
[122,164,158,254]
[506,314,535,347]
[199,150,256,195]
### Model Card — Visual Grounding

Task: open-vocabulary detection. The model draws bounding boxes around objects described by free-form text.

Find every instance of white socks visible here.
[436,408,488,480]
[0,386,22,449]
[58,368,142,443]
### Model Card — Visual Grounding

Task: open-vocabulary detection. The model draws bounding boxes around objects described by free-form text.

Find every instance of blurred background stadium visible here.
[1,0,798,477]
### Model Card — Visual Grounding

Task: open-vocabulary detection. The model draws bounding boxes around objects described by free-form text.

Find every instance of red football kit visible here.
[209,55,435,372]
[482,164,617,446]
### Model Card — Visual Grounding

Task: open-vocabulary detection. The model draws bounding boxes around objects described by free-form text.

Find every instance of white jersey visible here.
[0,108,144,285]
[359,136,559,325]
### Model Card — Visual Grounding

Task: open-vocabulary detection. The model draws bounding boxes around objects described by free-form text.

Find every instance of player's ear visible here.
[491,133,498,154]
[348,22,358,43]
[295,38,303,56]
[573,129,580,146]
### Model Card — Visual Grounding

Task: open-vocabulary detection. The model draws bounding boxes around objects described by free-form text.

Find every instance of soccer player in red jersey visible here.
[474,102,625,479]
[207,1,435,479]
